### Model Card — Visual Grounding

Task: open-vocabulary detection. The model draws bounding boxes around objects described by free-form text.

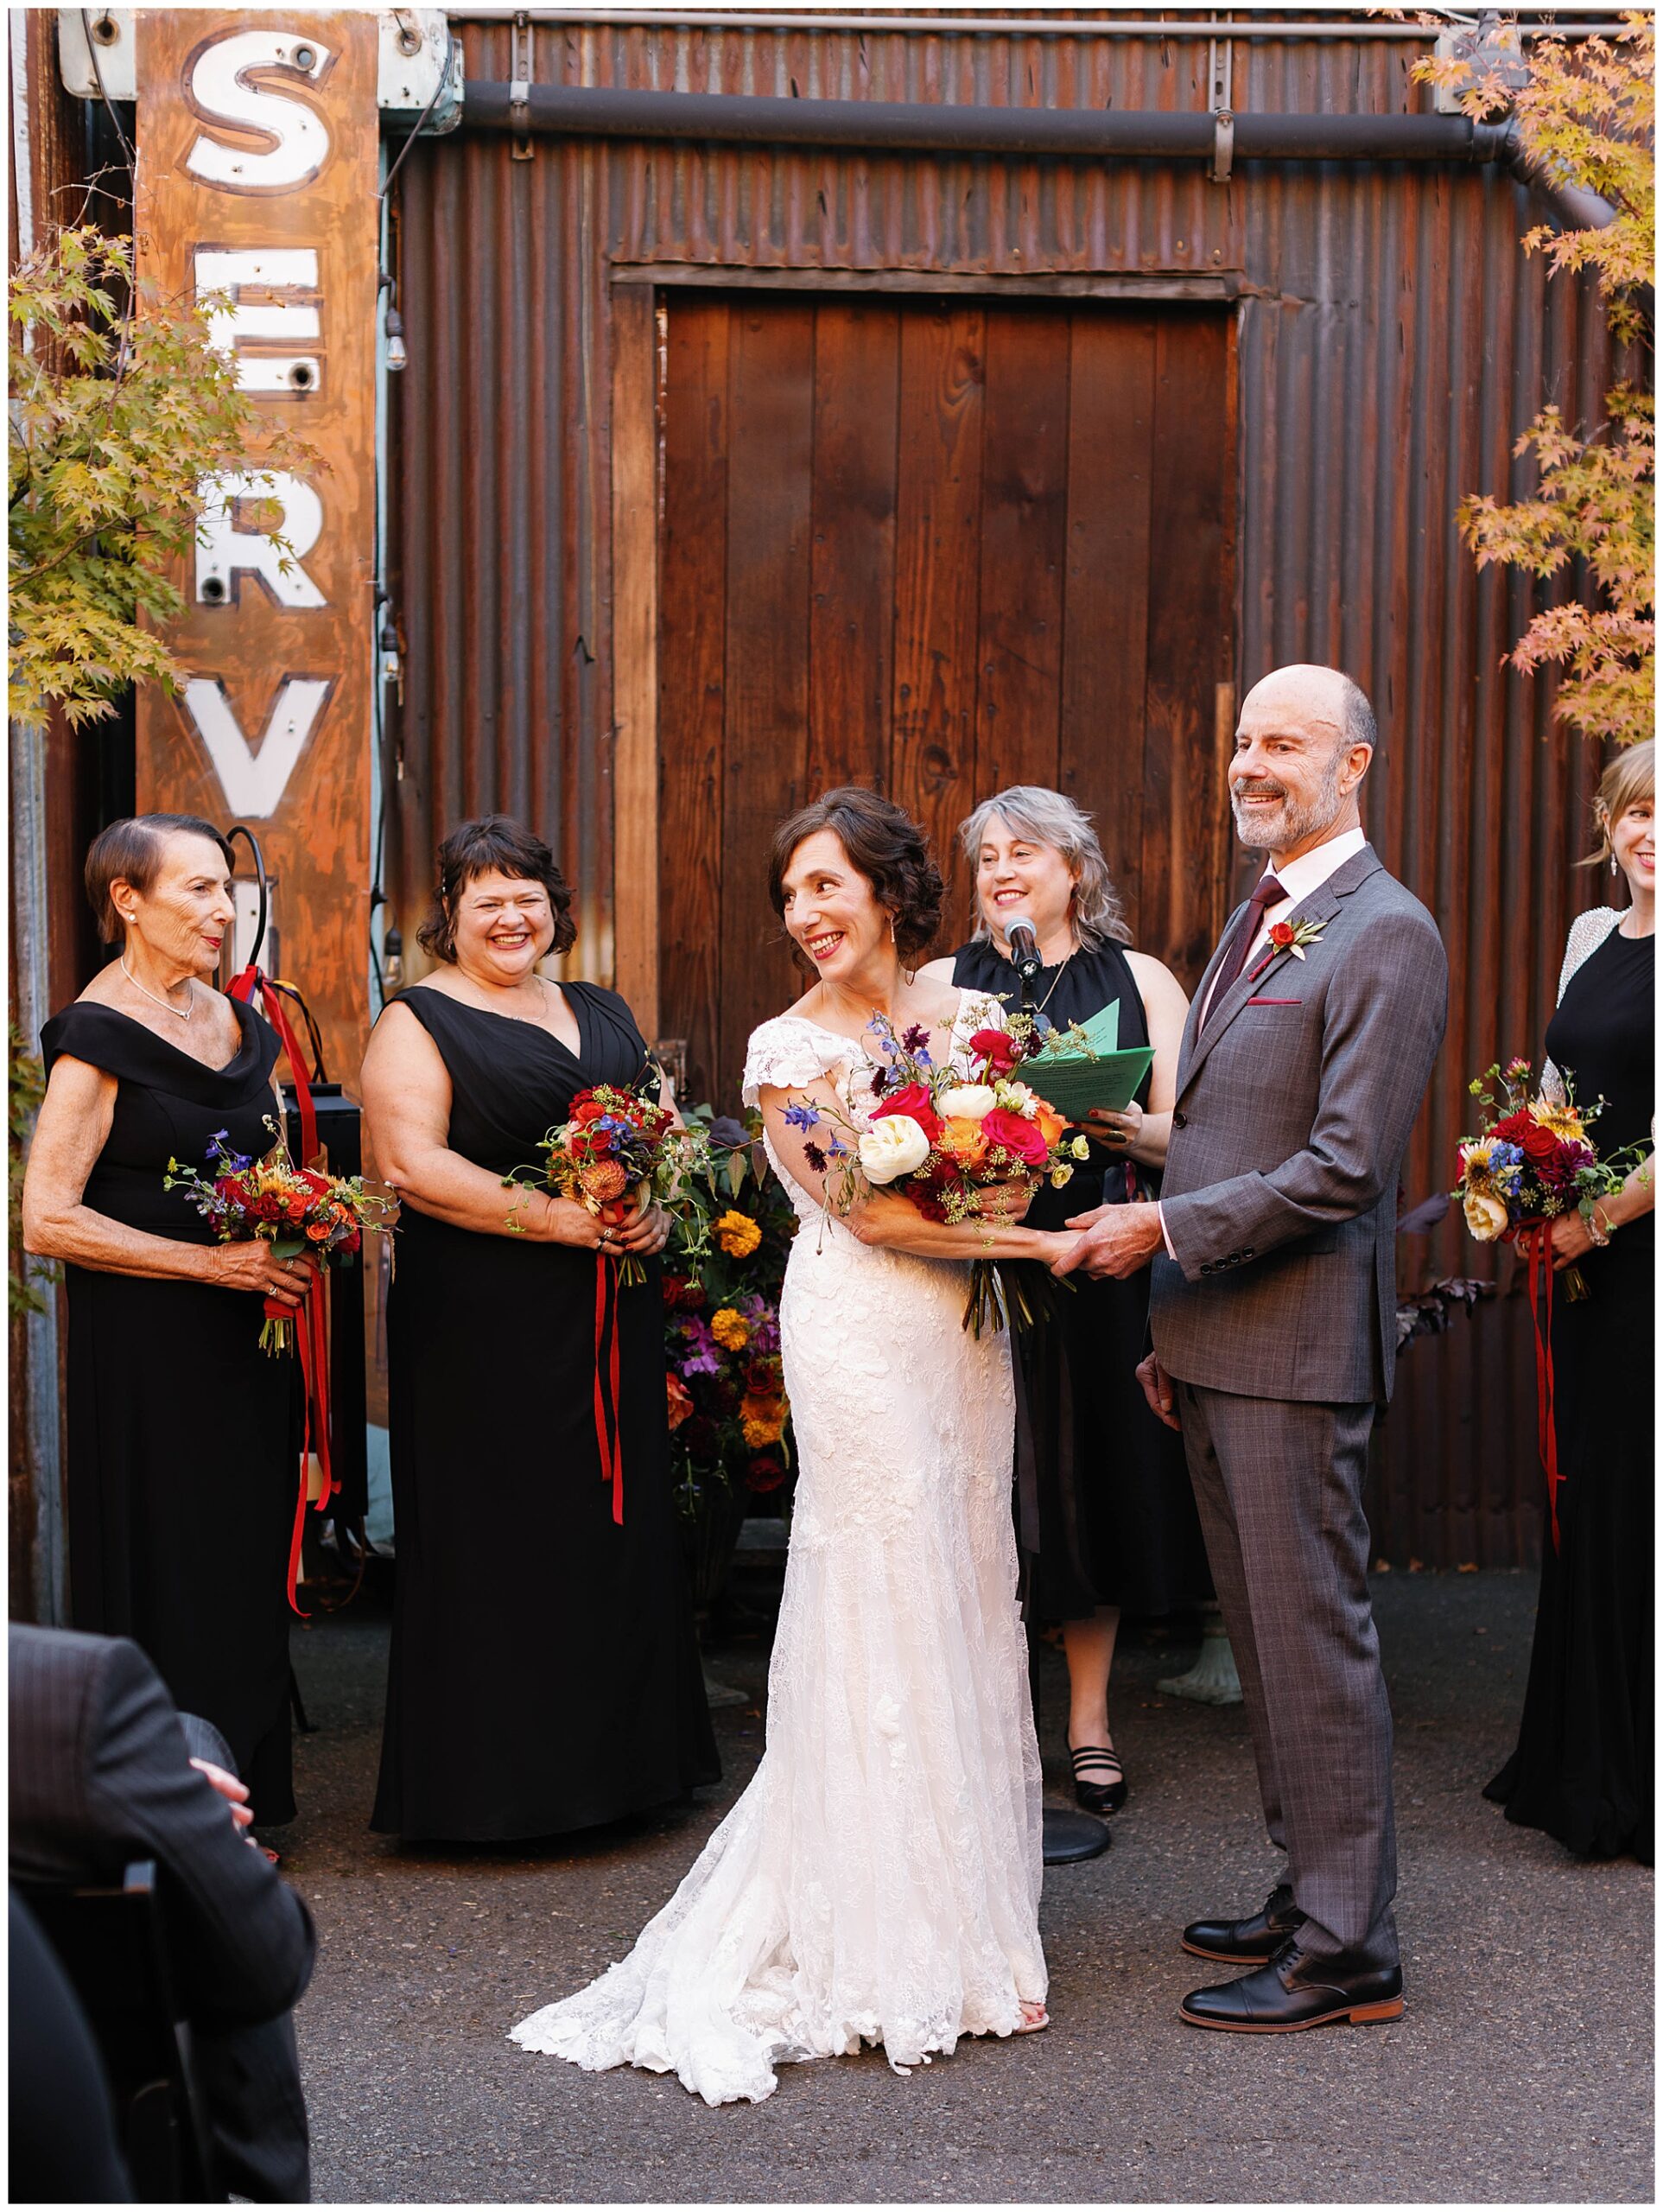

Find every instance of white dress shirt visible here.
[1196,824,1369,1030]
[1161,823,1370,1262]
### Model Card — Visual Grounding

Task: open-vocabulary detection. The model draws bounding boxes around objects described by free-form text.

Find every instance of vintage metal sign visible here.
[136,10,378,1076]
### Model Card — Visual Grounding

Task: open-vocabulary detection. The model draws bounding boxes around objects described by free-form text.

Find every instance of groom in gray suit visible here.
[1057,664,1446,2032]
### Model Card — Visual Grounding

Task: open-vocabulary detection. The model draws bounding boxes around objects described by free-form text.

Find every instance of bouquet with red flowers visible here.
[164,1119,393,1354]
[785,1007,1086,1333]
[1454,1058,1642,1300]
[1455,1057,1647,1547]
[517,1080,712,1287]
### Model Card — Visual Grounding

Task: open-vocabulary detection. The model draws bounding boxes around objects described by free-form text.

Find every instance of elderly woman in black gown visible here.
[923,785,1211,1817]
[23,815,308,1821]
[1486,741,1654,1862]
[360,816,718,1842]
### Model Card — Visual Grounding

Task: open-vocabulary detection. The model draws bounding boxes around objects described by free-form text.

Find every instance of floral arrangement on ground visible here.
[662,1103,797,1524]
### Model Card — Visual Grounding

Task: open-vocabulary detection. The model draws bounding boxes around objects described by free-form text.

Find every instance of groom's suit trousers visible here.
[1177,1384,1397,1970]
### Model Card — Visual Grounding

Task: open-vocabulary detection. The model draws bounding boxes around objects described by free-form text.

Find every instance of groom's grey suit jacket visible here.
[1149,843,1447,1405]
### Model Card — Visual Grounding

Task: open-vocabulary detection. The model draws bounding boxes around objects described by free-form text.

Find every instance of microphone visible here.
[1005,914,1044,983]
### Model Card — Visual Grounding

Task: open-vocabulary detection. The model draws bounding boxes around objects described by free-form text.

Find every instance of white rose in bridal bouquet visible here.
[858,1114,932,1185]
[934,1084,996,1123]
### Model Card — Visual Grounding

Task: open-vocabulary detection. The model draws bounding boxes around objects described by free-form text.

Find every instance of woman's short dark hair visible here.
[767,787,944,962]
[417,816,577,963]
[84,814,234,944]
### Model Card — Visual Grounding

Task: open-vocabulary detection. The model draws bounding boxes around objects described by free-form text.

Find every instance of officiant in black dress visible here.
[1486,741,1654,1863]
[23,816,308,1821]
[359,817,718,1842]
[924,785,1210,1818]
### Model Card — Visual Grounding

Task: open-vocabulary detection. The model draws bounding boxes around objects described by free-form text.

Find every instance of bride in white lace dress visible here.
[512,790,1072,2106]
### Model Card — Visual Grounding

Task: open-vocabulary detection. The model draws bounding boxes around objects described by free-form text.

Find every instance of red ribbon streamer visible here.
[228,966,319,1170]
[261,1276,336,1616]
[233,964,335,1607]
[593,1255,625,1524]
[1519,1222,1563,1553]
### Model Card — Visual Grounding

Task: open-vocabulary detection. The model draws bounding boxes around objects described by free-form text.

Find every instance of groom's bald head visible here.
[1230,665,1376,862]
[1241,665,1377,764]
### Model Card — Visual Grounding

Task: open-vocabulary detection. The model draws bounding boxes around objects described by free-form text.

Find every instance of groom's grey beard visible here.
[1231,745,1347,851]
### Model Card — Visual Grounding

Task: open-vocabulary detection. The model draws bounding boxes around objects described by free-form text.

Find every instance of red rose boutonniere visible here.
[1250,913,1329,982]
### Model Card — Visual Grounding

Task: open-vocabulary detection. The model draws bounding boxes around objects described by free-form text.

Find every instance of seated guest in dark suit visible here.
[10,1888,133,2202]
[10,1625,317,2202]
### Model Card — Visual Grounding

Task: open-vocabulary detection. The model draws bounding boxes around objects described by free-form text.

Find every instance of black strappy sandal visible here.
[1068,1743,1128,1816]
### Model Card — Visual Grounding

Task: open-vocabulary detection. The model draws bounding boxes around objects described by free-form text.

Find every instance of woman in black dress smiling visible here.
[1486,741,1654,1861]
[23,816,308,1821]
[360,817,717,1841]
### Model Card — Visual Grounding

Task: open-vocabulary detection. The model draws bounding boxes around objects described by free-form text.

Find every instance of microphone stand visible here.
[1009,930,1111,1865]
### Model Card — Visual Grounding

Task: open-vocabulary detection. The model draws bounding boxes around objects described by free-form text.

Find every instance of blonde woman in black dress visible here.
[1486,741,1654,1861]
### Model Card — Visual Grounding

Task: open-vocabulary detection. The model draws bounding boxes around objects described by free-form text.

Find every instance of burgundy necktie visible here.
[1204,874,1286,1026]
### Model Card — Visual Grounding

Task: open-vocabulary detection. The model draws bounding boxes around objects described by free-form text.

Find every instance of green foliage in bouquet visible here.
[9,225,315,731]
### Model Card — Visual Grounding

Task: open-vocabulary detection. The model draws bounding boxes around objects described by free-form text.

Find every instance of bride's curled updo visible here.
[769,787,944,960]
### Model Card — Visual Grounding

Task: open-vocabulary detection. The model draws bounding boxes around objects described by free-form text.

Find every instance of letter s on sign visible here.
[186,31,333,193]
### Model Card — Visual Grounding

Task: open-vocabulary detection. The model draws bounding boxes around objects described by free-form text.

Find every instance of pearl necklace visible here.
[120,957,195,1021]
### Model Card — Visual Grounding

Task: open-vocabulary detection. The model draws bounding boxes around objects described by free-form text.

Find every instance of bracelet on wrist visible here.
[1589,1205,1614,1248]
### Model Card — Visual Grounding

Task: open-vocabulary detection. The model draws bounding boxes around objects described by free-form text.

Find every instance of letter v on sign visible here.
[182,677,334,818]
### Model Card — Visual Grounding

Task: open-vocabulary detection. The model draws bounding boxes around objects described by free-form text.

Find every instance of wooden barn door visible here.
[657,292,1235,1111]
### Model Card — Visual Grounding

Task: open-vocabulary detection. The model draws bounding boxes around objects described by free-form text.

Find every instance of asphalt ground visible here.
[280,1569,1652,2205]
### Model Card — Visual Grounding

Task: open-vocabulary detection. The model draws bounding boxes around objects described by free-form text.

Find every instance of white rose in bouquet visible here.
[858,1114,932,1185]
[935,1084,996,1123]
[1462,1187,1509,1242]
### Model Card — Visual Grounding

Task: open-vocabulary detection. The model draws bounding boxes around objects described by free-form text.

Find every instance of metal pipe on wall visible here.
[447,10,1633,37]
[463,81,1519,161]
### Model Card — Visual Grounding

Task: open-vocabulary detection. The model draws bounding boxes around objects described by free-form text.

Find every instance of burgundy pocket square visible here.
[1246,995,1301,1006]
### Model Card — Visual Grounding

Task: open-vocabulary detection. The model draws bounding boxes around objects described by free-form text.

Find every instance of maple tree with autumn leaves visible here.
[9,225,314,733]
[1418,13,1654,748]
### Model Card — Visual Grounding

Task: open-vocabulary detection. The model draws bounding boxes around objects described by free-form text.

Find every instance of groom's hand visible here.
[1135,1352,1181,1432]
[1052,1200,1165,1281]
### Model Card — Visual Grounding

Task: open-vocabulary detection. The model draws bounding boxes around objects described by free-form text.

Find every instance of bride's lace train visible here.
[511,1009,1045,2107]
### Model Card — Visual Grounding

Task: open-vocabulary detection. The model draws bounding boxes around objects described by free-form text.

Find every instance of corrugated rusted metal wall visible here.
[386,14,1624,1564]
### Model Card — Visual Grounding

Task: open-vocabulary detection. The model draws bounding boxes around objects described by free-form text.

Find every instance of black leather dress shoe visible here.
[1179,1941,1405,2033]
[1181,1882,1302,1965]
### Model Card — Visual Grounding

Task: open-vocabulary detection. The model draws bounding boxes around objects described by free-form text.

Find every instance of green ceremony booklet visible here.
[1026,999,1154,1120]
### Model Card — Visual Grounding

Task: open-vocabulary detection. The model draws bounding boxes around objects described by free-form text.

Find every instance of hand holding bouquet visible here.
[786,1009,1087,1332]
[1456,1057,1648,1550]
[165,1119,395,1354]
[1454,1058,1643,1300]
[520,1078,713,1286]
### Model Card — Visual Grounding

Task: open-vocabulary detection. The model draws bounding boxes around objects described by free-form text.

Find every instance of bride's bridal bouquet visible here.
[517,1080,713,1287]
[785,1011,1088,1333]
[164,1120,394,1355]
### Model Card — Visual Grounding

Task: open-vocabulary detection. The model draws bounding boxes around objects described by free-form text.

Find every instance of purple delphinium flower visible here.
[784,1101,821,1131]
